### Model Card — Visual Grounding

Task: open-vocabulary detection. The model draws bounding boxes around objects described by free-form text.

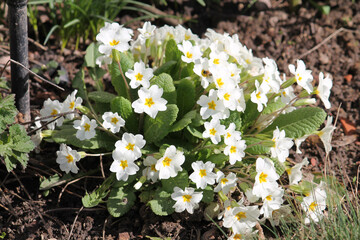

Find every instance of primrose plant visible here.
[37,21,335,238]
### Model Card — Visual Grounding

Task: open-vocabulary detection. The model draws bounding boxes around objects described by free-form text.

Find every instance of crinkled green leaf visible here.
[39,173,73,190]
[186,125,204,139]
[170,110,196,132]
[165,39,182,63]
[176,78,196,118]
[262,97,286,115]
[0,95,17,132]
[153,60,177,75]
[148,189,175,216]
[88,91,117,103]
[289,180,316,196]
[107,186,136,217]
[262,107,327,139]
[9,124,34,153]
[221,110,242,130]
[240,100,260,132]
[244,137,270,155]
[82,175,114,208]
[152,73,177,104]
[161,170,189,193]
[180,62,194,79]
[111,96,138,133]
[144,104,178,143]
[206,153,228,168]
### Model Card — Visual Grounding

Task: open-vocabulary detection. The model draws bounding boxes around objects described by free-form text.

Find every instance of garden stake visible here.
[7,0,30,122]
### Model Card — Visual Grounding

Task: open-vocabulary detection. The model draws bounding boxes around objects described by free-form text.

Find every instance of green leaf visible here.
[244,137,270,155]
[262,107,327,139]
[84,42,102,68]
[39,174,73,191]
[51,126,116,151]
[148,189,175,216]
[202,185,214,203]
[180,62,194,79]
[144,104,179,143]
[165,39,182,63]
[111,96,138,133]
[270,158,286,176]
[240,100,260,132]
[170,110,196,133]
[153,60,177,75]
[72,68,86,100]
[139,190,155,203]
[161,170,189,193]
[152,73,177,104]
[88,91,117,103]
[0,95,17,133]
[107,186,136,217]
[196,0,206,6]
[186,125,204,139]
[176,78,196,118]
[262,97,286,115]
[82,175,114,208]
[221,111,242,130]
[206,154,228,168]
[289,180,316,196]
[109,52,134,99]
[88,67,107,91]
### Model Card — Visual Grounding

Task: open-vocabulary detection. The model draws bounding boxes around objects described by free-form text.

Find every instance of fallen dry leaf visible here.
[339,118,357,135]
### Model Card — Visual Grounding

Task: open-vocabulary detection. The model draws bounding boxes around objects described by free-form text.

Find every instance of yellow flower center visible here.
[282,91,286,96]
[162,157,172,167]
[256,91,261,99]
[266,195,272,201]
[145,98,155,107]
[209,128,217,136]
[297,73,302,81]
[286,168,292,175]
[230,146,237,154]
[84,123,91,132]
[111,117,119,125]
[216,78,224,87]
[135,72,143,81]
[199,169,207,178]
[245,59,251,64]
[51,109,58,116]
[208,100,216,110]
[186,51,193,59]
[309,201,318,211]
[151,164,157,172]
[233,234,242,240]
[235,211,247,221]
[226,132,231,138]
[213,58,220,65]
[109,39,120,46]
[185,34,191,40]
[126,143,135,151]
[69,101,75,110]
[120,160,128,169]
[221,178,228,185]
[314,89,320,95]
[223,93,230,101]
[182,194,192,202]
[259,172,268,183]
[66,154,74,163]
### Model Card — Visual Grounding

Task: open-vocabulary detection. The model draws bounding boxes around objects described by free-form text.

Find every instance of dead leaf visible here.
[332,135,358,147]
[339,118,357,135]
[344,74,353,83]
[310,158,317,167]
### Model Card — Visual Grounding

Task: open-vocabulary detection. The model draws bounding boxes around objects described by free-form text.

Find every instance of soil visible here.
[0,0,359,239]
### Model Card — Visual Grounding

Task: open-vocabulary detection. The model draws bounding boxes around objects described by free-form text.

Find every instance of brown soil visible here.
[0,0,359,239]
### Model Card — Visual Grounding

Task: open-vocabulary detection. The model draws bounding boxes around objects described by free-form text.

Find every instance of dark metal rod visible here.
[7,0,30,122]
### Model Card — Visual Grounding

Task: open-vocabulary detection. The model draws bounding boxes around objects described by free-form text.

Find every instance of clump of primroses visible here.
[37,21,335,238]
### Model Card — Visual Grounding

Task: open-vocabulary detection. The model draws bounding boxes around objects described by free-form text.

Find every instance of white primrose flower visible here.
[301,182,327,224]
[288,59,313,94]
[110,152,139,181]
[217,87,241,111]
[294,135,309,154]
[214,171,237,195]
[209,49,229,72]
[113,133,146,160]
[174,25,200,42]
[245,188,260,203]
[223,123,242,145]
[260,186,284,219]
[228,229,258,240]
[270,127,294,163]
[132,85,167,119]
[223,205,260,234]
[317,116,336,155]
[237,45,264,75]
[40,98,64,130]
[56,144,81,174]
[197,89,229,120]
[95,54,112,67]
[203,118,226,144]
[250,80,268,112]
[189,161,217,189]
[280,85,296,105]
[155,145,185,179]
[142,155,159,183]
[125,61,154,89]
[224,137,247,165]
[193,58,213,89]
[102,112,125,133]
[287,157,309,185]
[62,90,82,120]
[236,88,246,113]
[177,40,202,63]
[314,72,332,109]
[228,62,241,83]
[261,57,282,94]
[138,21,156,43]
[213,71,234,90]
[96,22,133,56]
[217,199,233,220]
[171,187,203,214]
[252,157,280,198]
[73,115,97,140]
